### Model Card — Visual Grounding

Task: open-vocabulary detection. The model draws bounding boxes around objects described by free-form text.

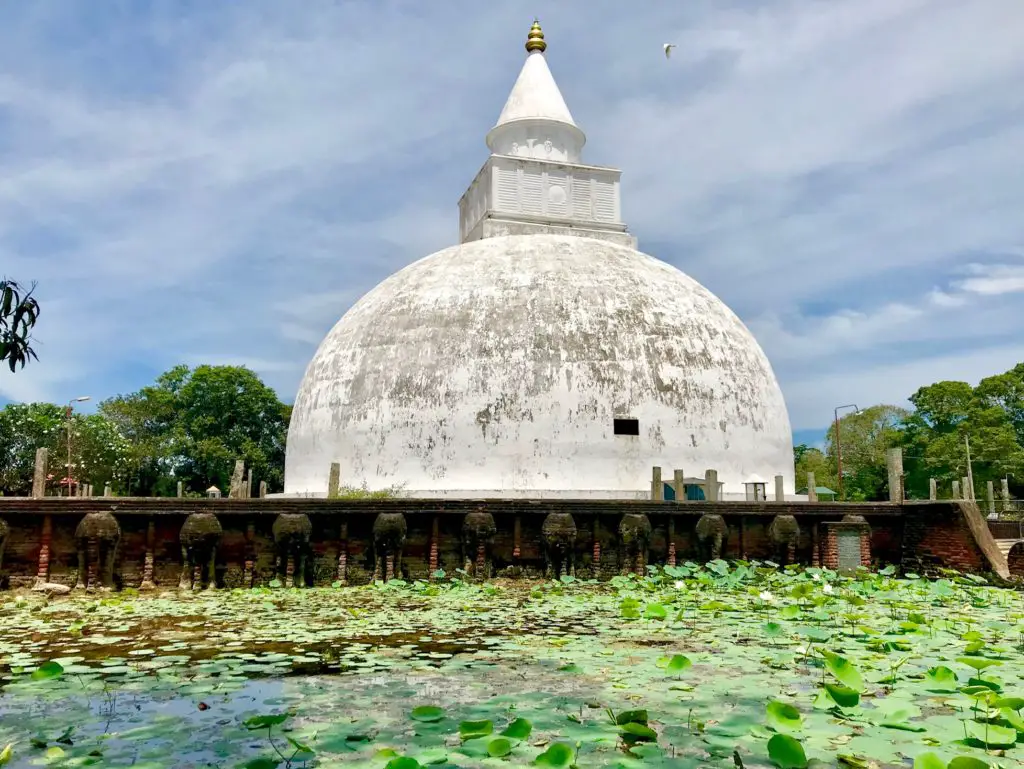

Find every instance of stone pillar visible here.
[103,483,112,497]
[140,518,156,591]
[928,478,937,501]
[962,476,971,501]
[952,480,961,499]
[811,522,820,567]
[429,516,440,574]
[774,474,785,502]
[177,481,183,498]
[651,467,663,501]
[1002,478,1012,514]
[245,469,253,499]
[666,516,676,567]
[32,448,48,498]
[672,469,684,502]
[987,481,996,517]
[34,515,52,587]
[806,472,817,503]
[886,448,904,502]
[704,469,719,502]
[229,460,244,498]
[337,521,349,585]
[242,522,256,587]
[513,515,522,559]
[592,518,602,571]
[259,480,267,499]
[328,462,341,498]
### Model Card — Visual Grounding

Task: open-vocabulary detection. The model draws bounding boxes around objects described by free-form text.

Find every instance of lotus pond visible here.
[1,563,1023,769]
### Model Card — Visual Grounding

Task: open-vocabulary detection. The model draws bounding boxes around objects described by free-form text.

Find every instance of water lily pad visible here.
[410,706,445,723]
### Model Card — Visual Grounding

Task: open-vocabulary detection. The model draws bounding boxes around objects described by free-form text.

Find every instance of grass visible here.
[0,562,1022,768]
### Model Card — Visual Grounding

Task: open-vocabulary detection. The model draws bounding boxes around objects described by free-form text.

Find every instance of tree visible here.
[0,403,64,495]
[824,405,909,501]
[99,365,291,495]
[975,363,1024,447]
[0,279,40,372]
[793,444,835,494]
[902,379,1024,500]
[0,403,129,495]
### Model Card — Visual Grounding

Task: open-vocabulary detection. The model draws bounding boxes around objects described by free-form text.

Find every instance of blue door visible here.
[662,483,706,500]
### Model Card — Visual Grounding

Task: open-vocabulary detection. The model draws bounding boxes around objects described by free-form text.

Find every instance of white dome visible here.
[285,234,794,498]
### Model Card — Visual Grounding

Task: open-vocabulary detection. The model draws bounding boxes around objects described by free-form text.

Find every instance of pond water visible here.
[1,566,1022,768]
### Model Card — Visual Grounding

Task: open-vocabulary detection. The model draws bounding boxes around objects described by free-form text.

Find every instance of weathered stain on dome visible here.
[285,234,794,497]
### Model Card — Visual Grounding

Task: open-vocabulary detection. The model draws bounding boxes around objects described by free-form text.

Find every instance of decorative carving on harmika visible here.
[74,510,121,591]
[179,512,222,590]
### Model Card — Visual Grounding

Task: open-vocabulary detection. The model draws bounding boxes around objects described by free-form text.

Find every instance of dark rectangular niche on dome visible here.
[613,418,640,436]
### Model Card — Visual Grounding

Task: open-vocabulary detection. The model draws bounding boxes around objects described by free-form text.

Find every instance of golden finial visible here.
[525,19,547,53]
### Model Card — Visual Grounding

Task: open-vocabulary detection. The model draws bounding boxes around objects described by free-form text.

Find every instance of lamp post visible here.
[833,403,860,501]
[66,396,91,497]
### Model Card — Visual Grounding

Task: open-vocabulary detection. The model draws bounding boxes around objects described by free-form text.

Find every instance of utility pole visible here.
[65,396,91,497]
[964,434,975,501]
[833,404,859,500]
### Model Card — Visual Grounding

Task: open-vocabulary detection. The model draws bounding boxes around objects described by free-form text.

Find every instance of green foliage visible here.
[767,733,807,768]
[793,444,835,494]
[329,483,405,500]
[99,364,290,495]
[798,361,1024,502]
[0,565,1023,767]
[0,278,40,372]
[1,364,289,497]
[0,404,130,495]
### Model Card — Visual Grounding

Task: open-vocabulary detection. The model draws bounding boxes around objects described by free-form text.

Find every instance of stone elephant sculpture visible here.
[695,514,728,562]
[372,512,407,582]
[272,513,313,587]
[768,515,801,566]
[462,510,497,580]
[619,513,652,575]
[179,512,222,590]
[541,512,576,579]
[75,510,121,591]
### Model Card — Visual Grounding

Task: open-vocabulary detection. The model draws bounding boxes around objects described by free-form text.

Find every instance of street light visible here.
[833,403,860,501]
[66,396,91,497]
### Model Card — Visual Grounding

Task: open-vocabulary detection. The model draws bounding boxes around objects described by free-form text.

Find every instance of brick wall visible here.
[0,496,999,587]
[901,501,1009,579]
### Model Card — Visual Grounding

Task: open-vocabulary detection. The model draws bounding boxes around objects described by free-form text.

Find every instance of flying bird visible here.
[663,43,676,59]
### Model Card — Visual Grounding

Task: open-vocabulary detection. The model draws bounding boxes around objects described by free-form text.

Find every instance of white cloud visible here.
[0,0,1022,447]
[953,261,1024,296]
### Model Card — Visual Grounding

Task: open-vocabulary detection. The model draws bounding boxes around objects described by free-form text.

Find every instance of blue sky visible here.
[1,0,1023,447]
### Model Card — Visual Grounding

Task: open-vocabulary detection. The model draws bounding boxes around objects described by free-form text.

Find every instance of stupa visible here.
[284,21,795,500]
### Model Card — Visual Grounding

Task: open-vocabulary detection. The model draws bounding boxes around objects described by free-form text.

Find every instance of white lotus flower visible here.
[811,573,820,581]
[674,580,685,590]
[823,584,834,594]
[759,591,774,602]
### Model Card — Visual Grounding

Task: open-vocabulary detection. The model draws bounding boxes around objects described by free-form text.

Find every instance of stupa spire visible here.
[524,19,547,53]
[486,19,586,161]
